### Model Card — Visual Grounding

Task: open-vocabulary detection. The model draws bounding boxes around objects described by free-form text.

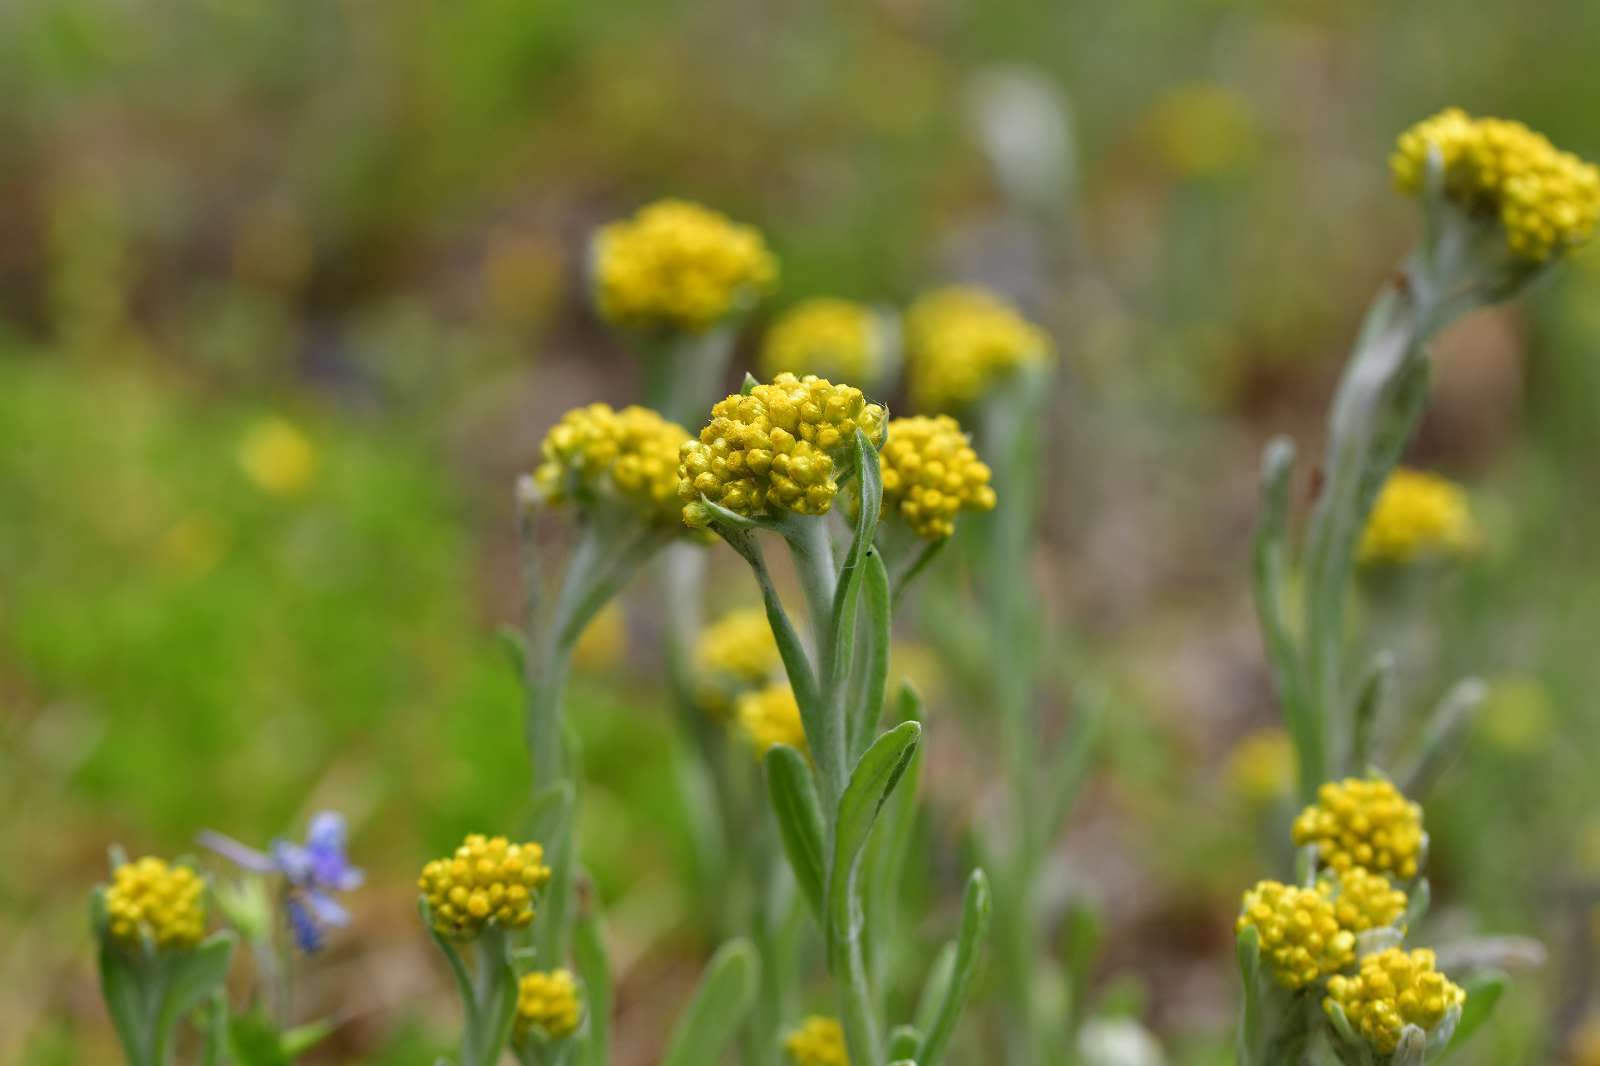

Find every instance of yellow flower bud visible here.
[104,856,207,951]
[1292,778,1425,881]
[761,299,885,385]
[1321,867,1408,934]
[1237,880,1356,989]
[516,968,582,1040]
[903,286,1050,413]
[879,414,996,539]
[419,834,551,940]
[693,606,780,717]
[592,199,777,332]
[1358,468,1479,567]
[1324,948,1465,1054]
[736,682,807,758]
[535,404,690,526]
[783,1015,849,1066]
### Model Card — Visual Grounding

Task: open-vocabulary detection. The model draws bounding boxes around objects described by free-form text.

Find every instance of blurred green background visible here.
[3,0,1599,1062]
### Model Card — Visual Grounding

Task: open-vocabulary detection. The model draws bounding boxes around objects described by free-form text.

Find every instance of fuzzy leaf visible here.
[573,903,613,1066]
[765,744,827,923]
[659,939,760,1066]
[1435,972,1505,1062]
[916,869,992,1066]
[827,722,921,957]
[157,933,237,1053]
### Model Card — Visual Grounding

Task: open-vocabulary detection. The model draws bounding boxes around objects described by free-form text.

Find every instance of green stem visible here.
[780,515,848,814]
[640,327,737,428]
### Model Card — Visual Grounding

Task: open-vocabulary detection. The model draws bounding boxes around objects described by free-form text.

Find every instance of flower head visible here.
[1293,778,1426,881]
[1236,880,1356,989]
[200,811,363,954]
[1393,108,1600,262]
[693,606,780,717]
[903,286,1050,413]
[238,417,316,497]
[1325,948,1465,1054]
[737,682,808,758]
[1358,468,1479,567]
[517,968,582,1040]
[677,373,886,528]
[592,199,777,332]
[761,299,887,385]
[1322,867,1408,934]
[418,834,551,940]
[104,857,206,950]
[1224,729,1295,807]
[535,404,691,526]
[784,1015,849,1066]
[879,414,996,539]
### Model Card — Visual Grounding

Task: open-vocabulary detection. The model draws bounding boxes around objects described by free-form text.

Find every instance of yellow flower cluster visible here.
[761,299,883,385]
[678,373,886,528]
[1325,948,1465,1054]
[238,417,317,497]
[1322,867,1409,934]
[737,682,808,758]
[784,1015,849,1066]
[1292,778,1426,881]
[1236,880,1356,989]
[879,415,996,539]
[693,606,780,717]
[104,857,206,950]
[418,835,552,940]
[1358,468,1479,567]
[592,199,777,332]
[535,404,690,525]
[1392,108,1600,261]
[516,968,582,1039]
[1224,729,1294,807]
[903,286,1050,413]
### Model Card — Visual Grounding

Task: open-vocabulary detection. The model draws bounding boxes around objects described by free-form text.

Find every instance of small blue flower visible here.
[200,811,362,953]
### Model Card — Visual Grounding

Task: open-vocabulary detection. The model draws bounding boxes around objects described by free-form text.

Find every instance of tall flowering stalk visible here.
[1237,108,1596,1065]
[681,372,994,1066]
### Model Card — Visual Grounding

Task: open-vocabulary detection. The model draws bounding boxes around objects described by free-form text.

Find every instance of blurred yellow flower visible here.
[737,682,807,758]
[593,199,776,332]
[678,373,886,528]
[879,414,996,539]
[1224,729,1294,807]
[573,602,627,672]
[1572,1016,1600,1066]
[784,1015,848,1066]
[1325,948,1464,1054]
[535,404,690,526]
[1292,777,1425,881]
[238,417,317,497]
[158,514,229,579]
[1144,84,1260,179]
[1237,879,1355,989]
[903,286,1050,413]
[104,857,206,950]
[1478,675,1553,754]
[1357,468,1479,567]
[760,299,885,385]
[693,606,779,717]
[516,968,582,1040]
[1393,108,1600,262]
[418,834,551,940]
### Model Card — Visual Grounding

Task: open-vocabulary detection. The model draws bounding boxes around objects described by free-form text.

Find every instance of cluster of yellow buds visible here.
[693,606,780,717]
[592,199,777,332]
[1292,778,1426,881]
[1322,867,1409,935]
[1325,948,1466,1054]
[1236,880,1356,989]
[1392,108,1600,262]
[534,404,690,526]
[516,968,582,1040]
[879,414,997,539]
[104,857,207,950]
[736,682,808,758]
[418,835,552,939]
[903,286,1050,413]
[783,1015,849,1066]
[678,373,886,528]
[1358,468,1479,567]
[760,299,885,385]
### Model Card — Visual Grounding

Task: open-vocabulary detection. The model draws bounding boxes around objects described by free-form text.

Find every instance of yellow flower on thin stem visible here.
[1324,948,1465,1054]
[418,834,552,940]
[1393,108,1600,262]
[104,857,206,950]
[592,199,777,333]
[761,299,889,385]
[1358,468,1479,567]
[535,404,690,527]
[784,1015,849,1066]
[1236,880,1356,989]
[736,682,808,758]
[1292,778,1425,881]
[903,286,1050,414]
[677,373,886,529]
[516,968,582,1040]
[879,414,996,539]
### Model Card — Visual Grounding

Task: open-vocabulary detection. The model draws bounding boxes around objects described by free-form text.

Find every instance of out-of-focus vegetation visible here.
[3,0,1600,1063]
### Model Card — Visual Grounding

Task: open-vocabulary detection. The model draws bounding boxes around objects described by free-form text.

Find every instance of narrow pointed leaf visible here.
[659,939,760,1066]
[765,745,827,923]
[916,869,992,1066]
[573,900,613,1066]
[827,722,921,953]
